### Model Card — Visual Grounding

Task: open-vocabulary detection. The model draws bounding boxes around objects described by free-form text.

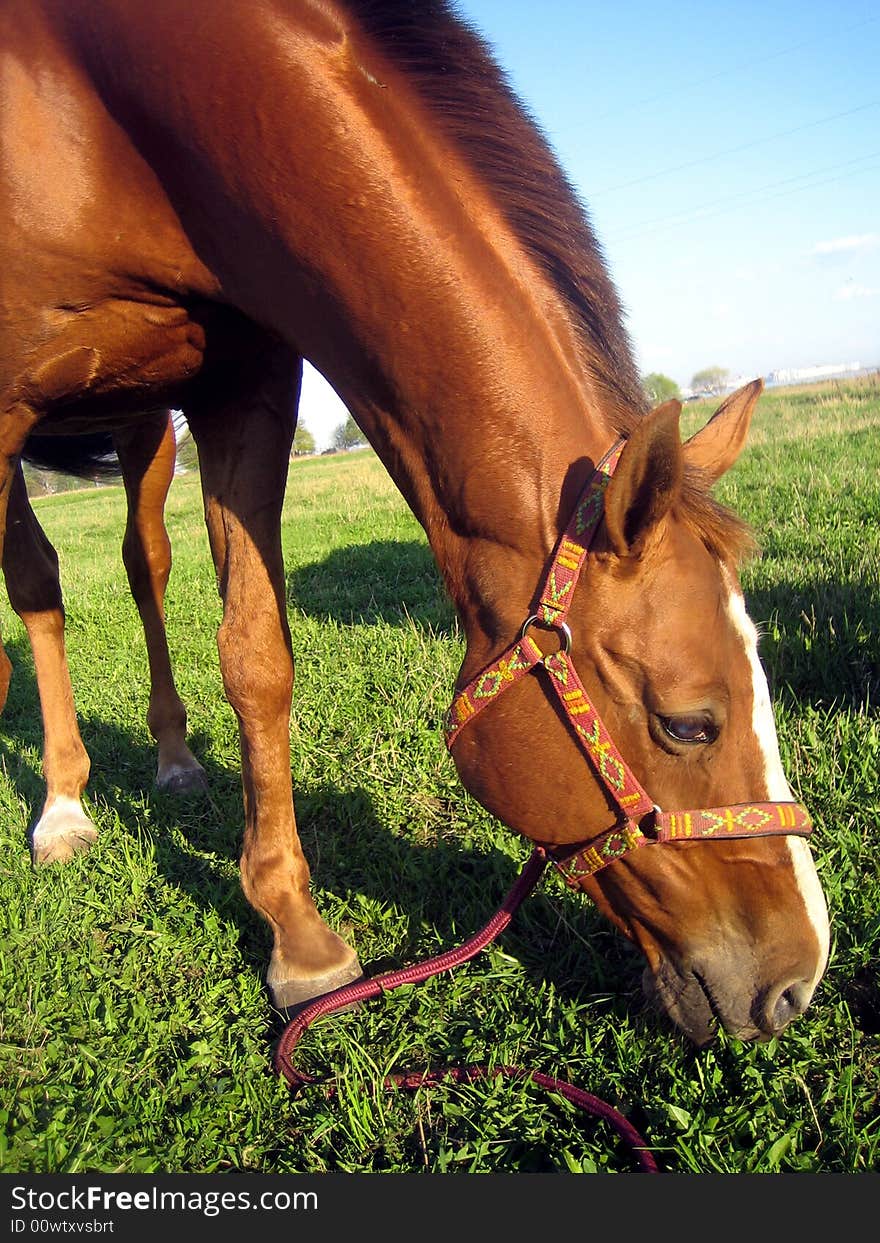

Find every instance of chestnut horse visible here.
[3,412,205,863]
[0,0,829,1045]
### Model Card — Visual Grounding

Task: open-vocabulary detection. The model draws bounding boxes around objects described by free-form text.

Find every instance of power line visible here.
[590,100,880,197]
[605,151,880,239]
[584,15,878,126]
[603,155,880,243]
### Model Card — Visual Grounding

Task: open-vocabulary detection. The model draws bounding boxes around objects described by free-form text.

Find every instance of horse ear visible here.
[604,400,683,557]
[682,379,763,483]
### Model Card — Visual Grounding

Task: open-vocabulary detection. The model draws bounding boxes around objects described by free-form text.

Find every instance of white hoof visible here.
[30,796,99,865]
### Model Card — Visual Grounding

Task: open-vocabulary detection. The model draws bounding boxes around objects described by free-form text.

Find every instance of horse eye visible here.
[658,713,719,745]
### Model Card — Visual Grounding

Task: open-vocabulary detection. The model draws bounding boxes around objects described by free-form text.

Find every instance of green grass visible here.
[1,376,878,1174]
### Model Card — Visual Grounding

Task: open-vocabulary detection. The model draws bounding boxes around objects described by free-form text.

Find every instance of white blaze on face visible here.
[722,570,830,981]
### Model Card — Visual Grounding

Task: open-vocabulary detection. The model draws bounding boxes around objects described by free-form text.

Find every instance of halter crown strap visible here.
[445,439,625,753]
[445,439,813,881]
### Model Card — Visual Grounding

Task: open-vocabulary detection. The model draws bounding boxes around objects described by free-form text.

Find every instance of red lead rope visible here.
[274,847,660,1174]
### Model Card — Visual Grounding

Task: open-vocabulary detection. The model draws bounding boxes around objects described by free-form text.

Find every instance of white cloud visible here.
[833,282,878,301]
[811,233,879,257]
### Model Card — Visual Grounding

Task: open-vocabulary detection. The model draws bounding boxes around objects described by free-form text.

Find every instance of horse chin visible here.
[641,963,768,1047]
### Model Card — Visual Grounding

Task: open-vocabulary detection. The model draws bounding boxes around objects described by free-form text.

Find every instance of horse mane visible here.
[351,1,752,565]
[676,476,756,566]
[349,0,645,417]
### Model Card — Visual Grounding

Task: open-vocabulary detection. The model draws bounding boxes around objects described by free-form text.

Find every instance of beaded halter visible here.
[445,441,812,886]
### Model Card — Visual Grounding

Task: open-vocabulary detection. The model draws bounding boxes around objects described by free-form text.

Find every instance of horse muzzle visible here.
[643,953,821,1046]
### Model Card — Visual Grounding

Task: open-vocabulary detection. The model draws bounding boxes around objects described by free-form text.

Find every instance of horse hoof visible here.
[270,957,365,1015]
[156,764,208,797]
[30,798,99,866]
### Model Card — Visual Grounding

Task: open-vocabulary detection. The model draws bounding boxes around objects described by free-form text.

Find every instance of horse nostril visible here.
[770,981,812,1032]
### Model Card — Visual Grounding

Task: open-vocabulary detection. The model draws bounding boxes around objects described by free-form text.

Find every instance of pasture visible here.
[0,375,877,1174]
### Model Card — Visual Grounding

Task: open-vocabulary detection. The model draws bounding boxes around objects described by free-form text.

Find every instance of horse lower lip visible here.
[644,963,718,1046]
[651,963,775,1045]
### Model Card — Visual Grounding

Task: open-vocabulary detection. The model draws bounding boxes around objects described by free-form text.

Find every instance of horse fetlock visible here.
[30,795,99,865]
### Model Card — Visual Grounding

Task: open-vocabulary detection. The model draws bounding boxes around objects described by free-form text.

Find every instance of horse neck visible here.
[71,0,633,661]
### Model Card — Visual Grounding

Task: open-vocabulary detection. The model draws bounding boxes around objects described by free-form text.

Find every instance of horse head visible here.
[448,381,830,1045]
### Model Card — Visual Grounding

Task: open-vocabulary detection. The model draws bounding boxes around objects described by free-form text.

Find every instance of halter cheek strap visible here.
[445,440,813,884]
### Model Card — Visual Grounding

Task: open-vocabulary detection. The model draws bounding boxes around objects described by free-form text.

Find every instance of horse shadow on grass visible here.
[0,635,644,1038]
[287,539,457,632]
[288,542,880,708]
[745,575,879,710]
[745,574,879,1034]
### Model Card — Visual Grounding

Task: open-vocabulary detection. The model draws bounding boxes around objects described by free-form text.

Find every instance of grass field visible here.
[0,376,877,1175]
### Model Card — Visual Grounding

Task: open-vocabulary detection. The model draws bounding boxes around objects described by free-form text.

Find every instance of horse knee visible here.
[216,615,293,722]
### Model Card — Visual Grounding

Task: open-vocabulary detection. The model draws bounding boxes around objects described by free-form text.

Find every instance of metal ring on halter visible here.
[637,805,663,840]
[519,614,573,655]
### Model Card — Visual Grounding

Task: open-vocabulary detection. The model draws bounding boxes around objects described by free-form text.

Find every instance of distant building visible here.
[767,362,863,385]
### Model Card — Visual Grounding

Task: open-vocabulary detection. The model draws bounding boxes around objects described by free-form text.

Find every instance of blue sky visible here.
[301,0,879,444]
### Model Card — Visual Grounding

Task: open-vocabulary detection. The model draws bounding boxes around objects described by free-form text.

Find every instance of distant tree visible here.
[642,372,681,405]
[690,366,729,397]
[331,414,366,451]
[293,424,315,456]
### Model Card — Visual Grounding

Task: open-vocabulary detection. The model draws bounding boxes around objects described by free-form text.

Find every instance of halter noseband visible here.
[445,440,812,887]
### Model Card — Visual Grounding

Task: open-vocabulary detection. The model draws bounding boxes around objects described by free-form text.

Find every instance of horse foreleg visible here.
[187,349,362,1011]
[113,411,205,794]
[2,462,97,863]
[0,457,15,713]
[0,485,11,715]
